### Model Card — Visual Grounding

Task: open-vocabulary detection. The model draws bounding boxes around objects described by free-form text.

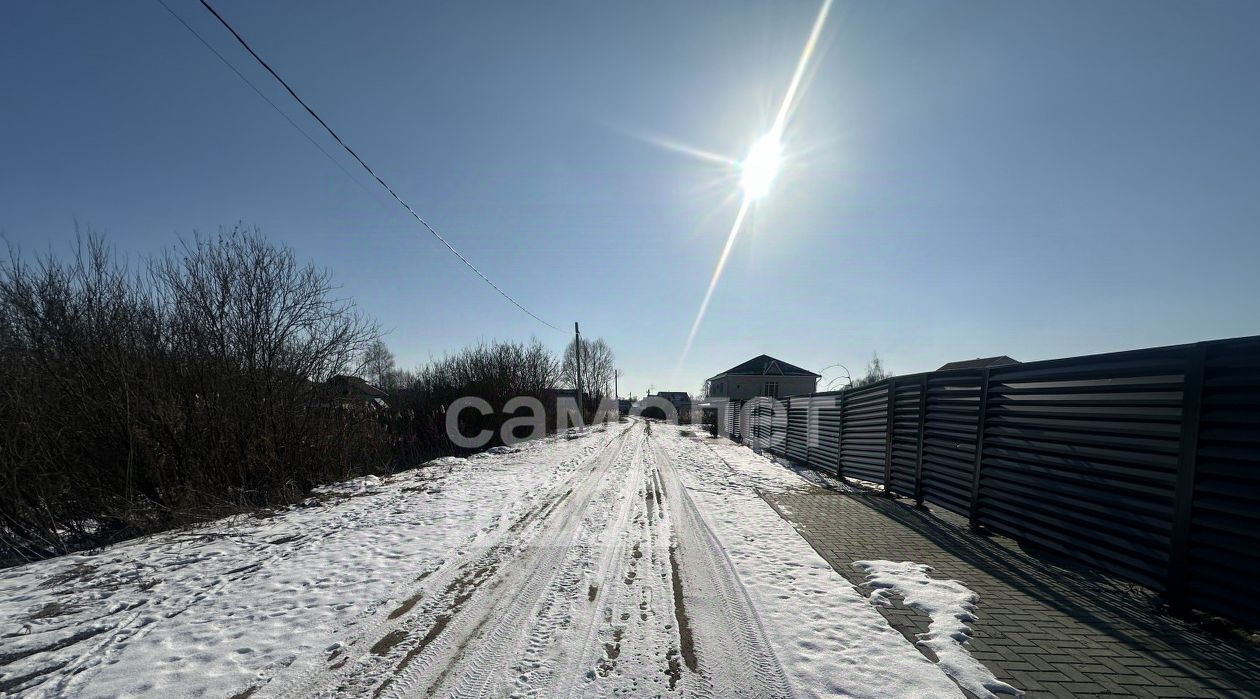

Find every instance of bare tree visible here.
[821,363,854,391]
[361,339,397,391]
[0,227,589,562]
[562,336,615,403]
[851,352,892,388]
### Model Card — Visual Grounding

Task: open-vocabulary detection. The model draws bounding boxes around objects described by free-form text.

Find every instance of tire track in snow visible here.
[256,424,633,699]
[502,431,646,695]
[637,435,700,696]
[263,420,792,699]
[380,424,641,699]
[543,430,647,697]
[649,435,794,699]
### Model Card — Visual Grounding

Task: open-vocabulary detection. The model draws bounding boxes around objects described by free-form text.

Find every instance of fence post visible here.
[968,368,992,530]
[915,375,927,507]
[803,396,812,468]
[883,380,896,495]
[1168,342,1207,613]
[836,391,845,480]
[754,401,762,450]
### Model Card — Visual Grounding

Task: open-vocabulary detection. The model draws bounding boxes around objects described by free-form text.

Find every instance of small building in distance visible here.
[546,388,597,410]
[705,355,820,400]
[314,375,388,410]
[937,356,1021,371]
[654,391,691,412]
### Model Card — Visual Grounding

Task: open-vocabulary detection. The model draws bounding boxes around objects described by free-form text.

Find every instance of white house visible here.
[705,355,820,400]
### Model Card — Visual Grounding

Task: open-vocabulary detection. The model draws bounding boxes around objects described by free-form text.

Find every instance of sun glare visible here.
[674,0,833,380]
[740,134,782,200]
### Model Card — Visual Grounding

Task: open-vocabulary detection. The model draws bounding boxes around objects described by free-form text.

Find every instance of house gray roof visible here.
[937,355,1021,371]
[655,391,690,401]
[327,375,388,399]
[709,355,821,379]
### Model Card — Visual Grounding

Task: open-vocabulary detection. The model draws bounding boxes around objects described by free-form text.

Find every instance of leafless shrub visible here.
[0,229,383,563]
[381,338,562,462]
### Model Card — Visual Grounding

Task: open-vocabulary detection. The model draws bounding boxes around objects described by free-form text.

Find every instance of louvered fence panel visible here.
[748,401,766,448]
[977,348,1187,589]
[715,336,1260,629]
[808,393,842,473]
[840,383,889,484]
[890,380,923,497]
[768,398,788,456]
[921,371,984,515]
[1188,338,1260,622]
[747,399,779,452]
[786,396,809,462]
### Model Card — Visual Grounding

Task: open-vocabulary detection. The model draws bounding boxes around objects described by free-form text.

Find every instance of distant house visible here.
[937,356,1021,371]
[706,355,820,400]
[551,388,580,401]
[654,391,691,412]
[316,375,388,409]
[546,388,594,407]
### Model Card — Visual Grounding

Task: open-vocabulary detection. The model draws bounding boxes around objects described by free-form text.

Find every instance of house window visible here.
[763,381,778,397]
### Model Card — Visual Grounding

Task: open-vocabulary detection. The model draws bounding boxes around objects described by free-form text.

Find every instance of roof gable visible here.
[711,354,820,378]
[937,355,1021,371]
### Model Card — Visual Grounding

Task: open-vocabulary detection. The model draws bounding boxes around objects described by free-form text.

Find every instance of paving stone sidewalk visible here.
[763,481,1260,698]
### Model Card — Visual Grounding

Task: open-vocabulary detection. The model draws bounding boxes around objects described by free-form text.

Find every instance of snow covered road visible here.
[2,421,979,698]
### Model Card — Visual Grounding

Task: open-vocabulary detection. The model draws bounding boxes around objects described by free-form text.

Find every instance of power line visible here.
[154,0,382,205]
[192,0,559,331]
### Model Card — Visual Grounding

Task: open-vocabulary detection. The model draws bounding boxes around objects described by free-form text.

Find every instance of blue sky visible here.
[3,1,1258,397]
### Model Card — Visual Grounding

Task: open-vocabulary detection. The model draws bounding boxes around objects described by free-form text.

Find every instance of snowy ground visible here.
[1,421,1007,698]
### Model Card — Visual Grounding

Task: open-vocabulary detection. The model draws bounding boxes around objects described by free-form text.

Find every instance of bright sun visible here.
[740,134,782,200]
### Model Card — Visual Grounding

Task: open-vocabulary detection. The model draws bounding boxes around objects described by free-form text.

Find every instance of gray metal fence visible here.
[718,335,1260,626]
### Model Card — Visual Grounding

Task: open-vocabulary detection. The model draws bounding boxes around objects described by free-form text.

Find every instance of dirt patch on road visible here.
[0,625,107,666]
[387,568,437,620]
[508,487,573,535]
[38,563,97,590]
[666,648,682,690]
[0,659,71,695]
[23,601,79,621]
[652,472,666,521]
[389,551,504,676]
[668,543,698,673]
[645,483,657,525]
[389,591,424,620]
[371,629,409,656]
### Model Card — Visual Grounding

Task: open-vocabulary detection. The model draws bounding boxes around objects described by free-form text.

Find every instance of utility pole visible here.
[614,370,619,401]
[574,322,584,418]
